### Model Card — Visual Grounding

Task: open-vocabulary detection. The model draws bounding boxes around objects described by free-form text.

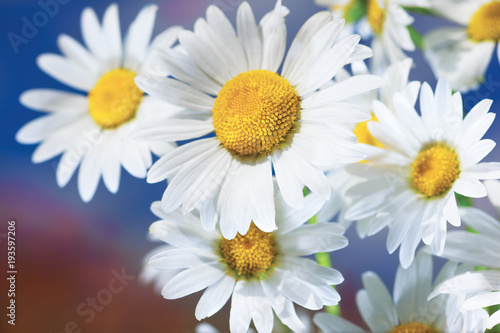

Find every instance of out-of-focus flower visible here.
[16,4,183,202]
[314,250,488,333]
[345,79,500,268]
[133,0,383,239]
[315,0,429,74]
[425,0,500,92]
[144,188,348,333]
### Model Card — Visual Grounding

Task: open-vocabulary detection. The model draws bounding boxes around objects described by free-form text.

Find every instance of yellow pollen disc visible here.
[88,68,144,129]
[410,142,460,199]
[390,322,436,333]
[353,113,384,148]
[467,2,500,41]
[212,70,301,156]
[367,0,386,35]
[219,224,278,279]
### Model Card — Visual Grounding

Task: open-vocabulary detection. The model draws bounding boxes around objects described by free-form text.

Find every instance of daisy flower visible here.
[425,0,500,92]
[319,58,420,234]
[315,0,429,74]
[313,250,488,333]
[345,79,500,268]
[430,184,500,330]
[133,0,384,239]
[144,188,348,333]
[16,4,183,202]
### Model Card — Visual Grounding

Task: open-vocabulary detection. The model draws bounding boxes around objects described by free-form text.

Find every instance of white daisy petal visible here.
[81,7,111,66]
[123,4,158,71]
[259,1,286,73]
[57,34,101,76]
[236,2,262,70]
[37,54,96,91]
[162,262,225,299]
[77,147,101,202]
[101,3,122,68]
[195,275,235,320]
[230,281,252,333]
[19,89,88,114]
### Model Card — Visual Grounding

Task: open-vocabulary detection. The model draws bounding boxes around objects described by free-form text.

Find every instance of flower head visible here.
[144,188,348,333]
[16,4,183,202]
[134,0,384,239]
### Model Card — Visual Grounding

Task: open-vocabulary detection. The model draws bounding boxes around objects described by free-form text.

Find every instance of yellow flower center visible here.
[212,70,301,157]
[88,68,144,129]
[467,1,500,41]
[353,113,384,148]
[410,142,460,199]
[219,224,278,279]
[367,0,386,35]
[390,322,436,333]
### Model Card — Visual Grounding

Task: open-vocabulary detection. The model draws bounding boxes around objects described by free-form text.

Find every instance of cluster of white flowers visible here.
[16,1,500,332]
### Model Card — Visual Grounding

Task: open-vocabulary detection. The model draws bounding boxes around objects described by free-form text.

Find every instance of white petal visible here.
[124,4,158,71]
[230,281,252,333]
[195,274,235,320]
[19,89,88,113]
[133,119,214,142]
[77,146,102,202]
[102,4,122,69]
[237,2,262,70]
[37,54,95,91]
[161,262,225,299]
[279,223,347,256]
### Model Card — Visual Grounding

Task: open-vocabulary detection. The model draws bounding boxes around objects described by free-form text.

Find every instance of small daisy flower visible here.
[133,0,383,238]
[315,0,429,74]
[425,0,500,92]
[144,189,348,333]
[319,58,420,234]
[16,4,183,202]
[313,250,488,333]
[345,79,500,268]
[430,186,500,330]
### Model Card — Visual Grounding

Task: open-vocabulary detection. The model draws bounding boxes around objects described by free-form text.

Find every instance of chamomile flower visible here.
[345,79,500,268]
[144,188,348,333]
[16,4,182,202]
[425,0,500,92]
[133,0,383,239]
[431,185,500,330]
[315,0,429,74]
[313,250,488,333]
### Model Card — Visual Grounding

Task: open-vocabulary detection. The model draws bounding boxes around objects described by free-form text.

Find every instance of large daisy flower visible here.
[313,250,488,333]
[425,0,500,92]
[430,182,500,330]
[345,79,500,268]
[133,0,384,239]
[315,0,428,74]
[144,188,348,333]
[16,4,182,202]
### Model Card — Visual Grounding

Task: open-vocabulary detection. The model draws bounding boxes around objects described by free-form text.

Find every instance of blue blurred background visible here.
[1,1,499,332]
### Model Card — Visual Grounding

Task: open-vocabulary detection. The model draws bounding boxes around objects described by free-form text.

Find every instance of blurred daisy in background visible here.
[345,79,500,268]
[16,4,182,202]
[134,0,383,239]
[144,188,348,333]
[315,0,429,74]
[430,180,500,330]
[425,0,500,92]
[314,250,488,333]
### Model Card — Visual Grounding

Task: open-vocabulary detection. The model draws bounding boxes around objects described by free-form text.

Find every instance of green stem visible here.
[407,26,424,51]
